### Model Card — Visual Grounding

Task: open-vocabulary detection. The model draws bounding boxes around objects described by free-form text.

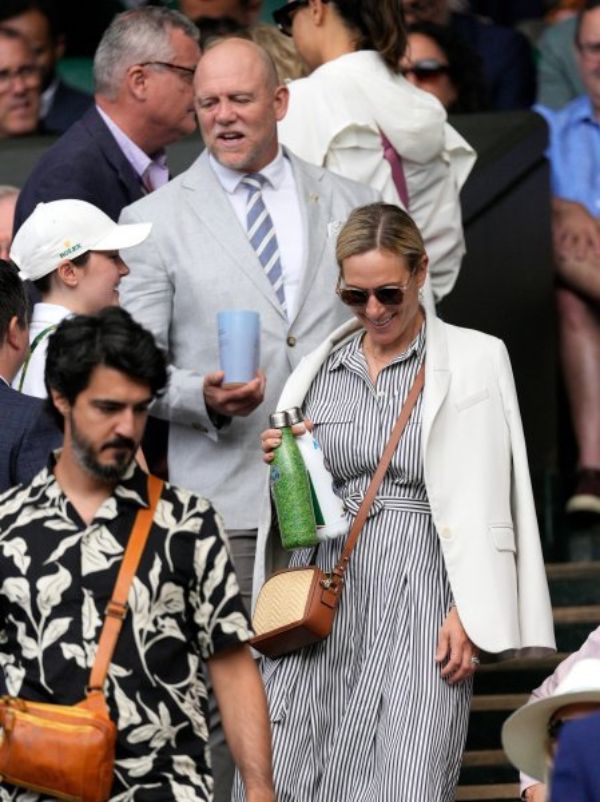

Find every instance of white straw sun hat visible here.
[501,657,600,782]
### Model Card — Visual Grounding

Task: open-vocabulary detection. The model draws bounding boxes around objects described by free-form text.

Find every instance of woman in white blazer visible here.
[240,204,555,802]
[272,0,476,303]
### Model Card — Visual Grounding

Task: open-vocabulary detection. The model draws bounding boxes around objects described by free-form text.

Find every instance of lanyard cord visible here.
[17,324,57,393]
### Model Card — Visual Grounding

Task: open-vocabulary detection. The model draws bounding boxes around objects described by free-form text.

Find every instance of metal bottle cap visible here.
[269,411,289,429]
[284,407,303,426]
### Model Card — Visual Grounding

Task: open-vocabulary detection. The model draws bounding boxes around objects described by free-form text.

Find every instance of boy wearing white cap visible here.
[9,199,151,398]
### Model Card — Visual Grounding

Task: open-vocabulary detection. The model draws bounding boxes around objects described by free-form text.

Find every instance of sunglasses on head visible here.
[401,59,450,81]
[337,281,412,307]
[273,0,329,36]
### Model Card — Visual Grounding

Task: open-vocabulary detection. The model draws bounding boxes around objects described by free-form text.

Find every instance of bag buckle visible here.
[320,574,342,594]
[105,599,128,620]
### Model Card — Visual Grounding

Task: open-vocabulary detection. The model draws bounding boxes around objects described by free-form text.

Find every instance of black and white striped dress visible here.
[238,326,472,802]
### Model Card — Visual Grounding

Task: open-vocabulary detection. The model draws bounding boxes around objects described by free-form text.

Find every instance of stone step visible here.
[477,654,567,673]
[462,749,510,767]
[466,710,512,750]
[471,694,529,711]
[554,605,599,655]
[564,529,600,562]
[549,577,600,606]
[459,749,516,785]
[473,652,564,694]
[455,783,519,801]
[553,604,600,624]
[547,562,600,605]
[545,561,600,578]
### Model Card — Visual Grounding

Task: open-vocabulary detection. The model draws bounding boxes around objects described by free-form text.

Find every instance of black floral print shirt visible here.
[0,459,252,802]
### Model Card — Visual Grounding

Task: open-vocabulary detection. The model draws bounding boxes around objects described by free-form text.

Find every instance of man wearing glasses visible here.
[13,6,200,228]
[0,0,93,135]
[0,27,41,138]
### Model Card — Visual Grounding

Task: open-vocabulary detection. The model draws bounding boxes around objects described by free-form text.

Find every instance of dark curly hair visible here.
[45,307,168,428]
[408,21,488,113]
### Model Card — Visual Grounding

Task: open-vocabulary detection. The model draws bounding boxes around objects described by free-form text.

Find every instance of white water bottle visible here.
[285,407,349,541]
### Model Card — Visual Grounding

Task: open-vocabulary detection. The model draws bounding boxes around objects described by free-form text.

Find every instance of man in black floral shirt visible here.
[0,308,275,802]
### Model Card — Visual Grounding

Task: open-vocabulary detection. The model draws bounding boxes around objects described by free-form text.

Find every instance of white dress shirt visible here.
[40,78,59,120]
[96,106,169,192]
[209,149,305,320]
[12,303,71,398]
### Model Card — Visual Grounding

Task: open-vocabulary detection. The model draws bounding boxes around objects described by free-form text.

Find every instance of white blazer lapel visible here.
[276,318,362,409]
[422,311,450,456]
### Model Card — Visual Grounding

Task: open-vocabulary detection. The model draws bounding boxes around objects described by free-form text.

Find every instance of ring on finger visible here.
[470,656,480,667]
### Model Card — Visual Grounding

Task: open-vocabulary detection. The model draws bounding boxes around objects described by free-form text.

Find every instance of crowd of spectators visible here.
[1,2,600,802]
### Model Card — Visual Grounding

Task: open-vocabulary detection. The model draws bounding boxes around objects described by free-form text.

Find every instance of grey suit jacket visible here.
[120,149,378,529]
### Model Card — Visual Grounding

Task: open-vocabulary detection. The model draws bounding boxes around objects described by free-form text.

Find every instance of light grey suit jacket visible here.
[119,149,378,529]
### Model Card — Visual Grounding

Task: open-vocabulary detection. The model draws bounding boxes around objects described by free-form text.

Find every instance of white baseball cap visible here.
[501,658,600,782]
[10,199,152,282]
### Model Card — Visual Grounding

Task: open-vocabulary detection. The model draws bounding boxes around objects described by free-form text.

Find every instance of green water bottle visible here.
[269,411,318,550]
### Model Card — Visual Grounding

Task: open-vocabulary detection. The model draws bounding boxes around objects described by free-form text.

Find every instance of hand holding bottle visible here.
[264,408,348,543]
[268,411,318,550]
[260,419,312,464]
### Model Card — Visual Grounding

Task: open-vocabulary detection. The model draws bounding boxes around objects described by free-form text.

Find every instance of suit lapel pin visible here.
[327,220,345,238]
[308,193,320,204]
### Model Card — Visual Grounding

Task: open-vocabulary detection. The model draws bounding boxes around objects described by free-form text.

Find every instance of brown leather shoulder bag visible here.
[0,474,163,802]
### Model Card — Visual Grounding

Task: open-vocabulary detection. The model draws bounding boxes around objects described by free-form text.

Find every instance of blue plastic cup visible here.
[217,309,260,387]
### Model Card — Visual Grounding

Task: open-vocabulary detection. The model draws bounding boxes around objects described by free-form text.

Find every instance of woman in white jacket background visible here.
[273,0,476,303]
[240,204,555,802]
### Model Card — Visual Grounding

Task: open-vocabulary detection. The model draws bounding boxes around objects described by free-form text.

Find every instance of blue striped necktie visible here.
[241,173,287,316]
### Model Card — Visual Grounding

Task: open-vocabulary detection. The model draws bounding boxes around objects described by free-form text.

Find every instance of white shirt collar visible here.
[208,147,287,194]
[96,105,167,179]
[31,303,72,325]
[40,76,60,119]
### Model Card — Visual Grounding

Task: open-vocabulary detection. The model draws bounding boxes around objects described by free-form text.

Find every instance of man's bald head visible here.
[194,37,289,173]
[200,36,279,89]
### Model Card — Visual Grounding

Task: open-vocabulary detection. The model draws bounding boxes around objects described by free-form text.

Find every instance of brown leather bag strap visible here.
[332,363,425,579]
[87,474,164,694]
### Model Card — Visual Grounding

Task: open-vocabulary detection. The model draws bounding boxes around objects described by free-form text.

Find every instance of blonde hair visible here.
[336,203,426,277]
[249,23,308,83]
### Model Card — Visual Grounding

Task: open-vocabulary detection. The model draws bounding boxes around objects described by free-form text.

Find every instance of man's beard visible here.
[70,416,137,482]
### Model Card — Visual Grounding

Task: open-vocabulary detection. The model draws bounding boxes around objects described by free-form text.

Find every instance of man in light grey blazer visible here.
[119,36,377,798]
[120,35,377,563]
